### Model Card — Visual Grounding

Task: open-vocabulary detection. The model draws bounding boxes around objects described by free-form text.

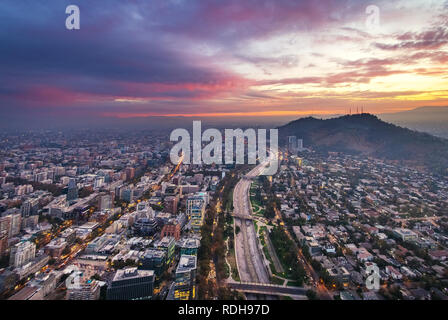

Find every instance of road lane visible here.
[233,159,271,285]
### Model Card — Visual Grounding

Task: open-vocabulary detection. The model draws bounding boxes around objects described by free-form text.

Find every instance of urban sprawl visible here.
[0,131,447,300]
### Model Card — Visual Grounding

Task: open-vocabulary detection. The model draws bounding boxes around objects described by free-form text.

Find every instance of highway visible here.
[228,281,307,297]
[233,149,332,300]
[233,159,272,285]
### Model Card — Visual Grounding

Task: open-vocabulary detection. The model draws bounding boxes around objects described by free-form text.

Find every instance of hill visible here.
[278,113,448,175]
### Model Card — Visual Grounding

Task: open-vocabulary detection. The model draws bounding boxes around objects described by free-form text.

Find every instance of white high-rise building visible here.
[10,241,36,268]
[297,139,304,152]
[94,176,105,189]
[7,213,21,237]
[99,194,113,210]
[186,192,208,232]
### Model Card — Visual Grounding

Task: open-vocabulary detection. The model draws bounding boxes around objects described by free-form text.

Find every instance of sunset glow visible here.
[0,0,447,122]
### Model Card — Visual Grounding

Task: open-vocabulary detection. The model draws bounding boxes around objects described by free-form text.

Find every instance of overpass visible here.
[231,213,255,221]
[231,214,269,225]
[227,281,307,297]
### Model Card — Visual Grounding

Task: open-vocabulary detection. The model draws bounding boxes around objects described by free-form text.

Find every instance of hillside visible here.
[278,114,448,175]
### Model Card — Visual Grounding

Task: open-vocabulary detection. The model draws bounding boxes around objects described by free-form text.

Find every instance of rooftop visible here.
[176,255,197,273]
[113,268,154,282]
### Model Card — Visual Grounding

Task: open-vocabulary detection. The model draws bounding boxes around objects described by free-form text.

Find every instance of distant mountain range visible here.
[278,113,448,176]
[379,106,448,139]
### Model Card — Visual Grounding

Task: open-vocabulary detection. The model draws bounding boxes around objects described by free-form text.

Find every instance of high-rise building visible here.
[99,194,113,211]
[21,199,39,218]
[107,268,154,300]
[179,238,200,256]
[94,176,105,189]
[10,241,36,268]
[133,218,158,236]
[67,280,101,300]
[66,178,78,202]
[186,193,207,232]
[22,215,39,230]
[7,213,21,237]
[21,200,32,218]
[164,196,178,214]
[121,187,134,203]
[0,232,8,257]
[287,136,297,154]
[125,167,135,181]
[0,216,11,238]
[297,138,304,152]
[154,236,176,265]
[44,239,67,259]
[139,249,166,277]
[174,255,197,300]
[34,172,47,183]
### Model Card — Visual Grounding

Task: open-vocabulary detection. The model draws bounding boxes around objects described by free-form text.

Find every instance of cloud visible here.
[374,26,448,51]
[0,0,253,108]
[0,0,447,125]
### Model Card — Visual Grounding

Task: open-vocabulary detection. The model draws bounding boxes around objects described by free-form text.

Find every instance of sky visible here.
[0,0,447,126]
